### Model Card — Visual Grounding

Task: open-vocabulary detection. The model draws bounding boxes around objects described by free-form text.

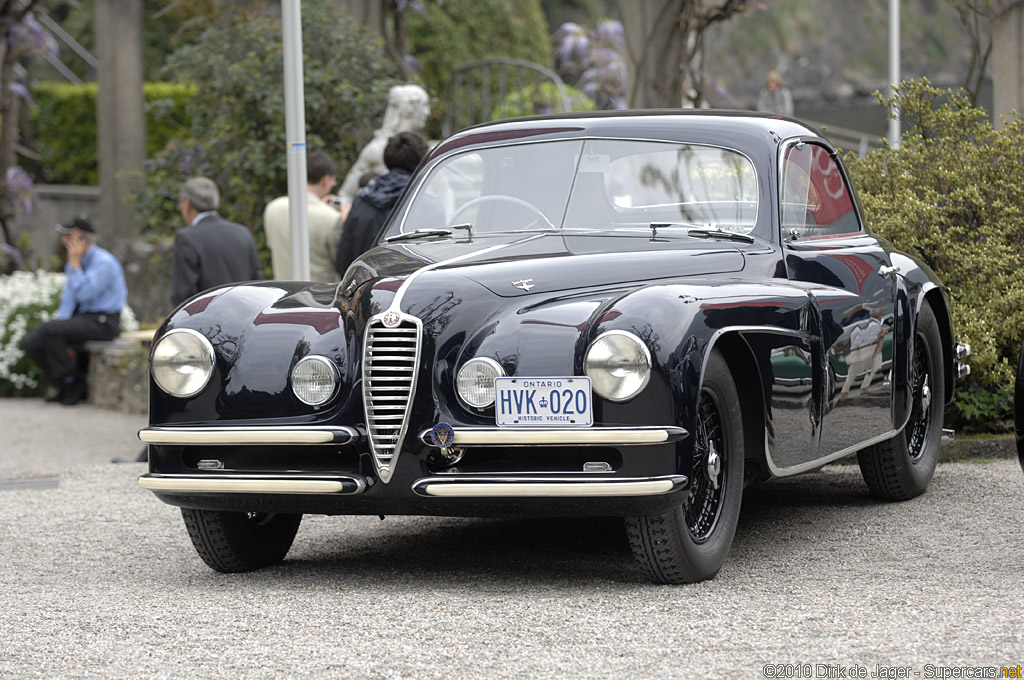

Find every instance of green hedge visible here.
[29,81,195,186]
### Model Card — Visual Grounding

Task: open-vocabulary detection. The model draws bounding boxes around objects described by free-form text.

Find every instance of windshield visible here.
[392,139,758,238]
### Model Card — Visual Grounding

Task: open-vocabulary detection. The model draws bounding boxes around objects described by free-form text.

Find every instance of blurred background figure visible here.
[757,70,793,117]
[264,150,346,283]
[171,177,263,307]
[335,131,429,278]
[335,84,430,202]
[21,216,126,406]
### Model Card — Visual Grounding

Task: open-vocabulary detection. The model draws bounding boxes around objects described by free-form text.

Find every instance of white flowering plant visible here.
[0,270,139,397]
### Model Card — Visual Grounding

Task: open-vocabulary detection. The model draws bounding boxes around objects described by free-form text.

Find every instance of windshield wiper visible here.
[385,228,452,243]
[685,228,756,244]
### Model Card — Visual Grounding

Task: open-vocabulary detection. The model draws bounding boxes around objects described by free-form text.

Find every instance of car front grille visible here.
[362,315,422,482]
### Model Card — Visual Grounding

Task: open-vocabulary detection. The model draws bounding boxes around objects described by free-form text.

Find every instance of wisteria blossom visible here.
[0,271,139,394]
[553,20,627,110]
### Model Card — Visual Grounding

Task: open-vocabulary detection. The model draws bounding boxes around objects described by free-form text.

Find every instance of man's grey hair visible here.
[180,177,220,212]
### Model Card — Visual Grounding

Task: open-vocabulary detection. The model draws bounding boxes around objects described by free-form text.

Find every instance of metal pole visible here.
[282,0,310,280]
[888,0,901,147]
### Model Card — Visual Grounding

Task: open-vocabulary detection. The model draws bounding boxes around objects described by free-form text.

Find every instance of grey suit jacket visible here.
[170,213,263,307]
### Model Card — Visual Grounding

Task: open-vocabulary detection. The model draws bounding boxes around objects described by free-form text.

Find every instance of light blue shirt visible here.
[55,244,128,320]
[191,211,217,226]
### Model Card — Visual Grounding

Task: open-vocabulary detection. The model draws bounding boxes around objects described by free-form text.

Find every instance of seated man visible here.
[21,216,127,405]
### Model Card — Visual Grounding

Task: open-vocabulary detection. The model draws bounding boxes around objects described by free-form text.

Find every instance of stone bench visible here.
[78,329,154,415]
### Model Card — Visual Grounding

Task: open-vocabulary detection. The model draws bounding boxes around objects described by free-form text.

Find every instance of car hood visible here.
[356,231,747,299]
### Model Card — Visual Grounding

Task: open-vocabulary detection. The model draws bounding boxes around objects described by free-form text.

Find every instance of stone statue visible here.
[336,84,430,201]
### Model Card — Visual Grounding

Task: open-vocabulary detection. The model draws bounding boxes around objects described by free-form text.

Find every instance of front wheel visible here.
[625,350,744,584]
[857,300,945,500]
[180,508,302,573]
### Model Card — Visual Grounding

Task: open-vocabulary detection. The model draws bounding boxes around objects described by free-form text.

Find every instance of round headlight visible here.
[457,357,505,408]
[151,328,215,398]
[291,355,340,406]
[584,330,651,402]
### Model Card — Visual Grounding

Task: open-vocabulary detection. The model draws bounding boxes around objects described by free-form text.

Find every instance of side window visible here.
[781,143,860,237]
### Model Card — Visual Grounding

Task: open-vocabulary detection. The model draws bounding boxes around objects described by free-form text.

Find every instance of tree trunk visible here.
[618,0,749,109]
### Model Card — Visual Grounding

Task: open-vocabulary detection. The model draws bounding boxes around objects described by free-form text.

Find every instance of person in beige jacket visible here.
[264,151,346,282]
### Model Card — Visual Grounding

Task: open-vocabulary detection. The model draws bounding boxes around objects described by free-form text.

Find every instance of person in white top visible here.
[264,151,346,282]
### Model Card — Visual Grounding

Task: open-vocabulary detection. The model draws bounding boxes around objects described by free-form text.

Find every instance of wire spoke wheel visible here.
[625,349,744,584]
[857,301,945,501]
[905,337,932,461]
[686,392,727,542]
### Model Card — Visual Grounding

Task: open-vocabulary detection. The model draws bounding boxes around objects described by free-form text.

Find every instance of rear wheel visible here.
[858,301,945,500]
[180,508,302,573]
[626,350,744,584]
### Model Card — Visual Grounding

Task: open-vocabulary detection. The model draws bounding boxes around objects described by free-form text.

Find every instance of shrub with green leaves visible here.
[29,82,194,186]
[846,79,1024,430]
[133,1,398,249]
[491,81,596,120]
[406,0,552,134]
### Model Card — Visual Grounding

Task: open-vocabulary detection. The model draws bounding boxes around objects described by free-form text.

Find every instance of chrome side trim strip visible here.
[137,474,366,495]
[764,427,900,477]
[418,426,687,447]
[412,474,687,498]
[138,426,359,446]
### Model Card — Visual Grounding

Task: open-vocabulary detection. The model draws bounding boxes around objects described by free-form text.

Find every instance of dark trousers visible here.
[21,313,120,388]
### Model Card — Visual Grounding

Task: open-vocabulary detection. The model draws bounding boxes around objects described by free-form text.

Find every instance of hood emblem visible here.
[511,279,535,292]
[382,310,402,327]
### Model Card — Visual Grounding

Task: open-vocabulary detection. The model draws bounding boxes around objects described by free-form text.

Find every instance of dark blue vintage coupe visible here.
[139,111,970,583]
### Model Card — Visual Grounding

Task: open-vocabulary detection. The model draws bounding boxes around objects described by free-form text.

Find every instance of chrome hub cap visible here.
[707,444,722,490]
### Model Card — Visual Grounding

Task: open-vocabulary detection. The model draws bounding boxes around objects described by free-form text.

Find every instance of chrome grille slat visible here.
[363,316,422,484]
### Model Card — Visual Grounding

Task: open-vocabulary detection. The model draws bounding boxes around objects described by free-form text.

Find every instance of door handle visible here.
[879,265,901,278]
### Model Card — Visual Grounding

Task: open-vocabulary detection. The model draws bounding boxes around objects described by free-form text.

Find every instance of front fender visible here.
[151,281,354,424]
[583,280,818,476]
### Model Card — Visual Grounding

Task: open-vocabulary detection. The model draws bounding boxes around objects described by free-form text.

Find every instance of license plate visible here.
[495,377,593,426]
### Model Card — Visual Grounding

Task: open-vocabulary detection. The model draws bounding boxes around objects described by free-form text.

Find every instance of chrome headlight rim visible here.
[291,355,341,407]
[150,327,216,398]
[584,329,652,403]
[456,356,506,409]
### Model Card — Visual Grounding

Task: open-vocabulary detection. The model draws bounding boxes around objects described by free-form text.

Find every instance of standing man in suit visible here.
[171,177,263,307]
[263,151,346,283]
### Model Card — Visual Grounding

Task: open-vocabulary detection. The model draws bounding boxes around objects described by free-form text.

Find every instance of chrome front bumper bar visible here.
[137,473,685,498]
[139,426,360,446]
[411,474,687,498]
[138,473,366,495]
[418,425,688,447]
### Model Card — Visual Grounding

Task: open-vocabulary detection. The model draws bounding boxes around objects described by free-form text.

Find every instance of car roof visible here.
[430,109,823,162]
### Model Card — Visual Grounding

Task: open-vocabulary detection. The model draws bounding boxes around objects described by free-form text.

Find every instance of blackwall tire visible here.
[625,349,744,584]
[180,508,302,573]
[857,301,945,501]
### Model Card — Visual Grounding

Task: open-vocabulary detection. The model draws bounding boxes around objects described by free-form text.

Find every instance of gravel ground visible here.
[1,398,1022,679]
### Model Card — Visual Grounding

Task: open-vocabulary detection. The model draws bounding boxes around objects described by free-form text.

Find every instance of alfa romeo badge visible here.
[382,310,401,327]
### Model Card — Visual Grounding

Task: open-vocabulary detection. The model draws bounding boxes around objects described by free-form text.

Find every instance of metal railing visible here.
[443,58,572,137]
[804,119,885,157]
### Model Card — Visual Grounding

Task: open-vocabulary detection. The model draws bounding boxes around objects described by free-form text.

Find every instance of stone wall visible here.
[83,339,149,416]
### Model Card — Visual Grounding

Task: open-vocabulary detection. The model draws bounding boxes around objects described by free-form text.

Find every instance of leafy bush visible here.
[845,79,1024,430]
[29,82,195,186]
[0,270,139,397]
[133,1,398,255]
[406,0,553,134]
[491,81,596,120]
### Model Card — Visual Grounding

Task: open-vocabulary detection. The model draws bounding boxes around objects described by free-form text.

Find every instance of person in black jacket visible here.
[335,132,428,278]
[171,177,263,307]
